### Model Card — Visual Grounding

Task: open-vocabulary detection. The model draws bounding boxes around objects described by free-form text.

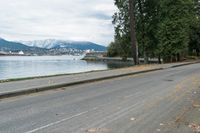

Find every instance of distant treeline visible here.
[108,0,200,63]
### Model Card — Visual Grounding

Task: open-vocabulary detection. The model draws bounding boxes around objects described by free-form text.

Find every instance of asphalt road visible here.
[0,63,200,133]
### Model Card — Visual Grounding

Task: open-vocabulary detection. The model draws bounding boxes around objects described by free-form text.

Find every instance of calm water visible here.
[0,56,133,80]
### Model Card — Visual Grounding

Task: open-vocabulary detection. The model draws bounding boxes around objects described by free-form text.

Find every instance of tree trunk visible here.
[158,54,162,64]
[144,50,148,64]
[129,0,139,65]
[197,49,199,56]
[138,0,148,64]
[177,53,180,62]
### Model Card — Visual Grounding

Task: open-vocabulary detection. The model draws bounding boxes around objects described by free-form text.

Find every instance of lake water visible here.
[0,56,133,80]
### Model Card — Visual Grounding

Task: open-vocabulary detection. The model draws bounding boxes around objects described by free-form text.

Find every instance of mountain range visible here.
[20,39,106,51]
[0,38,44,52]
[0,38,107,55]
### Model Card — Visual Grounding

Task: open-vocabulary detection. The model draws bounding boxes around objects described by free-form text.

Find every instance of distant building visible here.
[85,50,91,53]
[18,51,24,55]
[85,49,95,54]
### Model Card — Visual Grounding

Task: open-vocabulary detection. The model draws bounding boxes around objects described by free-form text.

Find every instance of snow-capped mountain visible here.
[20,39,106,51]
[0,37,48,55]
[20,39,62,49]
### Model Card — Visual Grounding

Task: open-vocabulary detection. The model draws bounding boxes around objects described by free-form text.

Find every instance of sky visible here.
[0,0,117,46]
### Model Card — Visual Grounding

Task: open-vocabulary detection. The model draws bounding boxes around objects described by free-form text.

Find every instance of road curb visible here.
[0,61,199,99]
[0,68,163,99]
[170,61,200,68]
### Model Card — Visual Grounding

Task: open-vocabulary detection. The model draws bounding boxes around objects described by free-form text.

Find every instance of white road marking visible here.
[25,111,89,133]
[25,91,142,133]
[25,102,111,133]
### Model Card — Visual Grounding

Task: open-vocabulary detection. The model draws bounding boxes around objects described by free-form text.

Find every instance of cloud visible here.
[0,0,116,45]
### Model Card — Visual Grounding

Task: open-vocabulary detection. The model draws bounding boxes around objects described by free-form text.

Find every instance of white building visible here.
[18,51,24,55]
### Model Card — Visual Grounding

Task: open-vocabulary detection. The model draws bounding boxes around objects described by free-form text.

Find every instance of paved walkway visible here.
[0,61,198,98]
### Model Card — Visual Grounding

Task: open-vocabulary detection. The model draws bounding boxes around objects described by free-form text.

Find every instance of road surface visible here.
[0,63,200,133]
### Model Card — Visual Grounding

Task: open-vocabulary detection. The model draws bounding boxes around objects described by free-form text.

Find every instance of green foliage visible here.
[108,0,200,63]
[107,42,119,57]
[107,39,132,59]
[136,0,160,58]
[112,0,132,58]
[189,20,200,56]
[157,0,194,61]
[189,0,200,56]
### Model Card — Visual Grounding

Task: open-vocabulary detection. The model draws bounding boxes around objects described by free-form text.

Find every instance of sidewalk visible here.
[0,61,198,99]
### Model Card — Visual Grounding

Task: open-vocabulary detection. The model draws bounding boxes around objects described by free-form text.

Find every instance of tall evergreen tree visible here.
[157,0,195,62]
[112,0,132,59]
[189,0,200,56]
[109,0,199,63]
[136,0,160,63]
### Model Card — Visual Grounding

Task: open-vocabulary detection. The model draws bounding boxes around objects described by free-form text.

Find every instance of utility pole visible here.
[129,0,139,65]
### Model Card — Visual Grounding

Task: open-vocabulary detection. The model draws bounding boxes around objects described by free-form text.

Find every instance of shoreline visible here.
[0,69,111,83]
[0,60,199,83]
[0,61,199,99]
[0,56,199,83]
